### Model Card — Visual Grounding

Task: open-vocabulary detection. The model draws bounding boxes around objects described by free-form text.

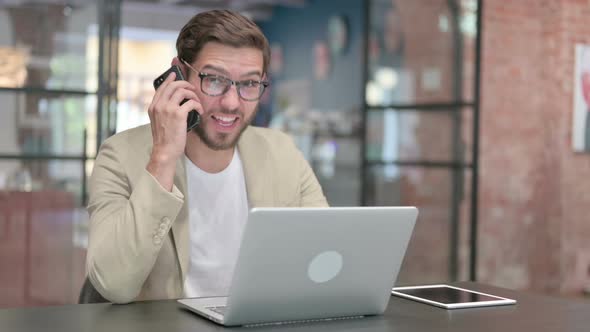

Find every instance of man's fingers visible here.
[179,99,203,116]
[158,80,197,107]
[170,88,200,108]
[149,73,199,121]
[152,71,176,105]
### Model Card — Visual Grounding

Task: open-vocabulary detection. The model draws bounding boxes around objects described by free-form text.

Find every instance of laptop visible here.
[177,206,418,326]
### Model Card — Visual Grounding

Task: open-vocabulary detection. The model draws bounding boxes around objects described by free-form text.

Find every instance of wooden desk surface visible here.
[1,282,588,332]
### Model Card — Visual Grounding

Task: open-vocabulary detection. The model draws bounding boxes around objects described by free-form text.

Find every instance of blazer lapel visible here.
[238,128,275,207]
[171,155,190,284]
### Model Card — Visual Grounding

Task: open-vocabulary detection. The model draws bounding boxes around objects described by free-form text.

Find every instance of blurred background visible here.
[0,0,589,308]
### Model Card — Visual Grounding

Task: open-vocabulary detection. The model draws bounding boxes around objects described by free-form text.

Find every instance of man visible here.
[86,10,328,304]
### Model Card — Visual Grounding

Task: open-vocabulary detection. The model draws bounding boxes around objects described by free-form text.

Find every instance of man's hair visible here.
[176,9,270,75]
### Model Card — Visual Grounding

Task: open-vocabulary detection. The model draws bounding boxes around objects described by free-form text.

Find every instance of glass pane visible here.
[0,3,98,91]
[365,165,472,284]
[0,160,88,308]
[367,0,476,105]
[311,137,362,206]
[273,108,363,207]
[366,108,473,163]
[0,91,96,157]
[115,26,178,132]
[460,0,478,103]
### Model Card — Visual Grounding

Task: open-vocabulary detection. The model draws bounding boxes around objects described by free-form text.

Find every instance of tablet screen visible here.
[394,286,504,304]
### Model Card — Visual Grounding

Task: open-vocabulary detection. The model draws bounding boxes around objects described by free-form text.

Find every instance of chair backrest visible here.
[78,277,109,304]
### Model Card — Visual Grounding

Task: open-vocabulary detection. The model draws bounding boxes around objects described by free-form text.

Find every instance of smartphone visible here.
[153,65,200,131]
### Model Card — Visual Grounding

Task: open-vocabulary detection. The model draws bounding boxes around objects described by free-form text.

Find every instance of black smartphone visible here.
[153,65,200,132]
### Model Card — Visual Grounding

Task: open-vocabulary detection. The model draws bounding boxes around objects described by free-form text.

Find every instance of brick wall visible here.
[479,0,590,294]
[388,0,590,295]
[374,0,478,285]
[382,0,461,284]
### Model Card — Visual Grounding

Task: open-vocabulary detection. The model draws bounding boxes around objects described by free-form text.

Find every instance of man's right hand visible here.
[146,72,202,191]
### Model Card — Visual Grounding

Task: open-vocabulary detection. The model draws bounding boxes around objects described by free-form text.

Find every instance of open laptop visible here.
[177,206,418,326]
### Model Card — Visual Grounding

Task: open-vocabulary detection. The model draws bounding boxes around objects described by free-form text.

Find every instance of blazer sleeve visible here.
[85,138,184,303]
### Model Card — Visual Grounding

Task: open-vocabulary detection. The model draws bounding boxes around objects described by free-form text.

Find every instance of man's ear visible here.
[171,57,187,78]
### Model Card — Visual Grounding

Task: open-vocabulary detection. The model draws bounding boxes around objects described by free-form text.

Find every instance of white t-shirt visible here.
[182,150,249,297]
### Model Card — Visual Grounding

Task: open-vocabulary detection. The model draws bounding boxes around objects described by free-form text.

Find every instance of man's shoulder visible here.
[101,124,152,151]
[242,126,293,147]
[239,127,304,166]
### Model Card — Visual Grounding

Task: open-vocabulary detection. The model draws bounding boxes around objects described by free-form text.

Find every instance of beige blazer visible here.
[86,124,328,303]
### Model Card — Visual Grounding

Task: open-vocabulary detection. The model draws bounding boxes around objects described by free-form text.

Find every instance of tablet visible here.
[391,284,517,309]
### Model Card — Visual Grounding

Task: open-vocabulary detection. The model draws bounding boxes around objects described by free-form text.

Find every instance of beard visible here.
[191,105,258,151]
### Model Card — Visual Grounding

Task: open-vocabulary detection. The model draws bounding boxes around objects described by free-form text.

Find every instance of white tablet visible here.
[391,284,517,309]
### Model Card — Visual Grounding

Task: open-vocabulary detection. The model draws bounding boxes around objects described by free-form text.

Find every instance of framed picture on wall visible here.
[270,43,283,75]
[327,15,349,56]
[313,41,331,80]
[572,43,590,152]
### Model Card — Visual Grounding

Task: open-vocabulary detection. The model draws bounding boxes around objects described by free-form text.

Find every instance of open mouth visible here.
[212,114,239,127]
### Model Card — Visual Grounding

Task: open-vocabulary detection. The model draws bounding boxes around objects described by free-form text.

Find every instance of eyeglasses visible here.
[181,59,269,101]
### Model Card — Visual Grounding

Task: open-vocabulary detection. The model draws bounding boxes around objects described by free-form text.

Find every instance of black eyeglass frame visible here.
[181,58,269,101]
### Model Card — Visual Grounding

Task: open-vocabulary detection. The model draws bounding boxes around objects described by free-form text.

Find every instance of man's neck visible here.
[185,132,235,173]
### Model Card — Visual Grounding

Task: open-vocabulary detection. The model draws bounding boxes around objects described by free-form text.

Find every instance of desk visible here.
[1,282,588,331]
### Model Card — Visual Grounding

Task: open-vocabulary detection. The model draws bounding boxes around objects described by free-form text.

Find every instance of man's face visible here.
[187,42,264,150]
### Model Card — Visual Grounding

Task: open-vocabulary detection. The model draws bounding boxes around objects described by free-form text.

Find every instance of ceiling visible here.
[0,0,307,21]
[125,0,306,21]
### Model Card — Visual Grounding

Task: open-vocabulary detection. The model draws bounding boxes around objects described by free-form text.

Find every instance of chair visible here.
[78,277,109,304]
